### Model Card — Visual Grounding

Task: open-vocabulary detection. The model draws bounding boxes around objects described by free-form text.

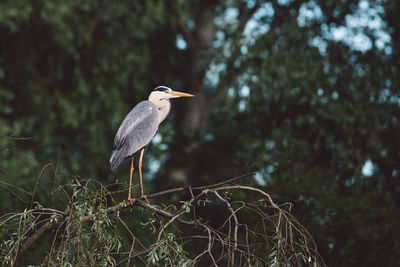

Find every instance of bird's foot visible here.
[127,197,135,206]
[140,194,149,204]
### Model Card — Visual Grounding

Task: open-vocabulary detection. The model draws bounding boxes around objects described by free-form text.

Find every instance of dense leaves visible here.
[1,0,399,266]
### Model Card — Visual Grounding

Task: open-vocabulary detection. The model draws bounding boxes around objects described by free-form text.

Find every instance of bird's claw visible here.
[127,197,135,206]
[140,194,149,204]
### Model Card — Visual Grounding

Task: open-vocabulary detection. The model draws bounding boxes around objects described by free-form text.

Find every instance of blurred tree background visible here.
[1,0,399,266]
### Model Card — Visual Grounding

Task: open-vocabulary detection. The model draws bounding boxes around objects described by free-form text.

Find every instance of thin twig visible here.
[214,191,238,266]
[147,172,254,198]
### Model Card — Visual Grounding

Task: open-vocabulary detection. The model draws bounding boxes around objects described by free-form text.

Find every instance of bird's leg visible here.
[128,157,135,205]
[138,148,149,203]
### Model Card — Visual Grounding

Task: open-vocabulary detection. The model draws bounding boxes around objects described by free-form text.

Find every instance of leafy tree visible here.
[1,0,399,266]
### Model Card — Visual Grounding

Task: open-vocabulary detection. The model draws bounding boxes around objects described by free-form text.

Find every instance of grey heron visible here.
[110,86,194,203]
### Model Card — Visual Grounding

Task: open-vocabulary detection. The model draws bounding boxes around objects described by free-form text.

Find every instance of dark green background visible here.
[1,0,399,266]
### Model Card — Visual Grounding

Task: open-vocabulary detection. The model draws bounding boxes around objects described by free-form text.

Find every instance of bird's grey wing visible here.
[113,101,156,150]
[110,101,159,172]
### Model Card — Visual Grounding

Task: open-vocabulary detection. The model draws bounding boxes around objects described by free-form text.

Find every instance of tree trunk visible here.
[165,1,217,185]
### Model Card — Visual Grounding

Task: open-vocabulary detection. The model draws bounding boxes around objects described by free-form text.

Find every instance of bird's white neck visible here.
[148,94,171,123]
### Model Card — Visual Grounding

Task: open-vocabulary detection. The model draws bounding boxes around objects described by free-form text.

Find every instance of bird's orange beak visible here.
[169,91,195,97]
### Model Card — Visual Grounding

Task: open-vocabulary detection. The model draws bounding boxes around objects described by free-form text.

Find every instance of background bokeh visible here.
[1,0,399,266]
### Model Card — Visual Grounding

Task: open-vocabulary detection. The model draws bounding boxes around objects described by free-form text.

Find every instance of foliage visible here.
[0,177,323,266]
[1,0,400,266]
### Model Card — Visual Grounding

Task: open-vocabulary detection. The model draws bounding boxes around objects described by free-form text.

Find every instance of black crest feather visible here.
[153,86,170,92]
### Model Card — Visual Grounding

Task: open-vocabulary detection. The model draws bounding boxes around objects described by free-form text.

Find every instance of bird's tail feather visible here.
[110,149,125,173]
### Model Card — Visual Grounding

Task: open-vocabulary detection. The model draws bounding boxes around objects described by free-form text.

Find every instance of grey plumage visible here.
[110,101,160,172]
[109,86,193,201]
[110,86,194,175]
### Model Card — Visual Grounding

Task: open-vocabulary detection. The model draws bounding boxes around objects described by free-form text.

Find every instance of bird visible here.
[110,86,194,204]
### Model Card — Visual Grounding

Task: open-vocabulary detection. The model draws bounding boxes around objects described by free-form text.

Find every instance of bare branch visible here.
[214,191,239,266]
[147,172,254,199]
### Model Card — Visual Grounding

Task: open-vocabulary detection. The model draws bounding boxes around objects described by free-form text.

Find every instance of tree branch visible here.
[147,172,254,198]
[9,173,323,266]
[15,174,254,262]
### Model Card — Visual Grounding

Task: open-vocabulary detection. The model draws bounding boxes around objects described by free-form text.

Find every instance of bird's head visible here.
[149,86,194,101]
